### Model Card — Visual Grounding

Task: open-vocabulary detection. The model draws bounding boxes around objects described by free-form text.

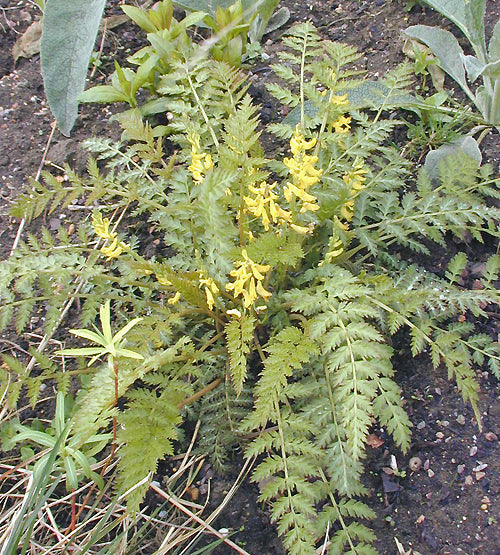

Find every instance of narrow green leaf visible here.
[79,85,130,104]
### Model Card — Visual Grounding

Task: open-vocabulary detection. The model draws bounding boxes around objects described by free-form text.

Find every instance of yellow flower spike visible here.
[168,291,181,305]
[187,133,213,183]
[244,181,289,230]
[225,249,271,308]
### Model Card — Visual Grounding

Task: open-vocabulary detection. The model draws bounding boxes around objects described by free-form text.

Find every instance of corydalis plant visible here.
[4,22,500,555]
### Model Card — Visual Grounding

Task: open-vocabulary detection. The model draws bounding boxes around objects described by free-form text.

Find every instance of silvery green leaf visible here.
[461,54,484,83]
[41,0,107,136]
[480,59,500,78]
[404,26,470,95]
[424,136,482,179]
[422,0,484,53]
[475,85,490,120]
[263,6,290,35]
[489,19,500,60]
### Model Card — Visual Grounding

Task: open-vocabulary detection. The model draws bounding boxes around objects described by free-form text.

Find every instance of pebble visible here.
[464,475,474,486]
[417,421,426,430]
[457,464,465,474]
[484,432,498,442]
[441,420,450,427]
[472,463,487,472]
[436,431,444,439]
[409,456,422,472]
[427,469,435,478]
[456,414,466,425]
[423,459,430,471]
[469,446,478,456]
[475,471,486,481]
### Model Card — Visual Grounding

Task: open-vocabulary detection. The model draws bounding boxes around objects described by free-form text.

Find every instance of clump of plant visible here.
[41,0,287,135]
[404,0,500,127]
[3,22,500,555]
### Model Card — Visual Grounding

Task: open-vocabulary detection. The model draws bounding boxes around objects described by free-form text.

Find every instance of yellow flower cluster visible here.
[341,159,368,222]
[244,181,291,230]
[283,126,322,216]
[225,249,271,308]
[187,134,213,183]
[199,273,219,310]
[333,114,351,134]
[92,212,130,260]
[163,273,219,311]
[330,93,349,107]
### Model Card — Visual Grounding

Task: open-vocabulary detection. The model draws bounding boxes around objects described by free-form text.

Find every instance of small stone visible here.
[473,463,487,472]
[415,514,425,525]
[435,387,442,395]
[423,459,430,471]
[475,471,486,481]
[218,528,230,537]
[456,414,466,425]
[457,464,465,474]
[484,432,498,442]
[436,432,444,439]
[409,457,422,472]
[427,469,435,478]
[417,421,426,430]
[464,475,474,486]
[480,503,489,512]
[441,420,450,427]
[469,446,478,456]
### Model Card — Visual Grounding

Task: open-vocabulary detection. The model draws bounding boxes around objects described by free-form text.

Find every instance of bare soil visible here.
[0,1,499,554]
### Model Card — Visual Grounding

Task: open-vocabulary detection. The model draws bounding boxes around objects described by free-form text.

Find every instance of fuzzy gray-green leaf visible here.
[41,0,106,136]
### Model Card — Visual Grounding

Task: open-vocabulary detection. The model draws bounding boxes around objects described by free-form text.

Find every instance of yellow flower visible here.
[100,237,129,260]
[199,273,219,310]
[225,249,271,308]
[333,115,351,134]
[244,181,291,230]
[187,134,213,183]
[168,291,181,305]
[330,93,348,107]
[156,274,172,286]
[319,232,344,266]
[92,212,130,260]
[340,160,368,222]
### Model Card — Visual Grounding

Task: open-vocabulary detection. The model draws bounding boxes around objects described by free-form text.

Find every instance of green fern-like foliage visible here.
[2,19,500,554]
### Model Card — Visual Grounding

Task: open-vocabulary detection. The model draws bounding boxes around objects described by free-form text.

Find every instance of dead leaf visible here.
[12,20,42,63]
[366,433,384,449]
[11,14,129,64]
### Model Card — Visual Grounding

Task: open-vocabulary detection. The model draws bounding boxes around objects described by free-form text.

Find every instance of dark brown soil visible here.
[0,1,499,554]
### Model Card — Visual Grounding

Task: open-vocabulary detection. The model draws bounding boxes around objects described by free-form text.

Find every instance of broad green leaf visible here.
[424,135,482,178]
[422,0,485,54]
[481,59,500,78]
[41,0,107,136]
[462,54,484,82]
[404,25,472,99]
[489,19,500,60]
[260,6,289,36]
